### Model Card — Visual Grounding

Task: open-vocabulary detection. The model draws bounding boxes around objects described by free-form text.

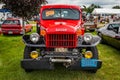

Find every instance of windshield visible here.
[111,24,120,28]
[3,20,20,25]
[42,8,80,20]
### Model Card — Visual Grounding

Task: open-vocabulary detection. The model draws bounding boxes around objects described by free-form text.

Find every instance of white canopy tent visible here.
[92,8,120,15]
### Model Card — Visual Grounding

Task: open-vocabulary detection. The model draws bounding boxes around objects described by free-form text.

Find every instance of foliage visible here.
[1,0,47,19]
[112,5,120,9]
[83,4,101,13]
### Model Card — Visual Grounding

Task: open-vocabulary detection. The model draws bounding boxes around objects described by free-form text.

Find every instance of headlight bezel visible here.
[30,33,40,43]
[83,33,93,43]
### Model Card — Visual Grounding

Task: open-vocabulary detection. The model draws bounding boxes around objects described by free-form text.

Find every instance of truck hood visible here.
[41,20,82,34]
[45,22,77,34]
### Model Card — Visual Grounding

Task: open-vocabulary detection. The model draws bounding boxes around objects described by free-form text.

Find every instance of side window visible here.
[107,24,113,30]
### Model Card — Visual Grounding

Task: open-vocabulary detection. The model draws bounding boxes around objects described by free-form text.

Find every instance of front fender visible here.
[77,36,101,47]
[22,35,46,47]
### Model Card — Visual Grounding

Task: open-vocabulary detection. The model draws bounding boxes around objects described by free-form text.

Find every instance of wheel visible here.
[86,46,98,73]
[23,46,35,72]
[89,29,95,32]
[3,33,7,35]
[24,69,33,72]
[24,46,31,59]
[86,46,98,59]
[97,32,105,44]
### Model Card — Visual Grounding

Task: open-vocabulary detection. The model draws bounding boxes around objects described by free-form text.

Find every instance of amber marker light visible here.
[30,51,39,59]
[84,51,93,59]
[76,29,82,36]
[40,30,46,36]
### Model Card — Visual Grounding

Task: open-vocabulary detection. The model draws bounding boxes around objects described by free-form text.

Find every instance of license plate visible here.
[81,58,97,67]
[8,31,13,34]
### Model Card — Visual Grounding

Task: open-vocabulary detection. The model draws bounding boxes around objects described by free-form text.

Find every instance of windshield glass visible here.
[3,20,20,25]
[111,24,120,28]
[42,8,80,20]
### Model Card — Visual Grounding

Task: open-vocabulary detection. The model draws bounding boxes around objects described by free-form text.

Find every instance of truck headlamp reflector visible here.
[84,33,93,43]
[84,51,93,59]
[30,51,39,59]
[30,33,39,43]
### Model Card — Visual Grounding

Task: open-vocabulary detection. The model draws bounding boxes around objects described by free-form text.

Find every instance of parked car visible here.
[0,28,2,34]
[84,21,97,32]
[1,18,32,35]
[21,4,102,73]
[97,22,120,49]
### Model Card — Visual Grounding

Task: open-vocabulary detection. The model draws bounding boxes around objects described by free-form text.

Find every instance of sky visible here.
[47,0,120,8]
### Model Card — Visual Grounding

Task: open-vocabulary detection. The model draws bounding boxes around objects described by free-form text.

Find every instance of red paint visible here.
[40,4,85,48]
[1,18,32,35]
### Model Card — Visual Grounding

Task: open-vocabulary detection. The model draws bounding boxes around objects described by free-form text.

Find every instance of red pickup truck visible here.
[21,4,102,73]
[1,18,32,35]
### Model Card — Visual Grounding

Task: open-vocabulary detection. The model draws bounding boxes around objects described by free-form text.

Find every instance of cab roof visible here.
[41,4,81,11]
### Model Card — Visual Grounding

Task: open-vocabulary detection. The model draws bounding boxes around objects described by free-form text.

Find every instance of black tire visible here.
[89,29,95,32]
[86,46,98,59]
[23,46,34,72]
[24,46,33,59]
[86,46,98,73]
[3,33,7,35]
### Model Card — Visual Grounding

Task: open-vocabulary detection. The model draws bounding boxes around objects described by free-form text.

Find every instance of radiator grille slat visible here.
[46,34,76,48]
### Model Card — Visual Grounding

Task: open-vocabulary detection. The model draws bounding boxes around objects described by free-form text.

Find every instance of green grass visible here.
[0,26,120,80]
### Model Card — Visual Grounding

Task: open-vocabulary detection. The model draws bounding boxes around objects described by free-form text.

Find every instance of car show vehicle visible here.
[0,28,2,34]
[84,21,97,32]
[1,18,32,35]
[97,22,120,49]
[21,4,102,73]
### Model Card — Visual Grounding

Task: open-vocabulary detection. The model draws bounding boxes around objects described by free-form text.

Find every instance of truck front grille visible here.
[46,34,76,48]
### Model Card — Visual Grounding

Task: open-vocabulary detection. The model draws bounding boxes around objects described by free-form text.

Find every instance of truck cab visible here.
[21,4,102,73]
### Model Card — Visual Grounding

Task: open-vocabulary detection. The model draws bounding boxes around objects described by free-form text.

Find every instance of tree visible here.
[1,0,47,34]
[112,5,120,9]
[83,4,101,13]
[1,0,47,19]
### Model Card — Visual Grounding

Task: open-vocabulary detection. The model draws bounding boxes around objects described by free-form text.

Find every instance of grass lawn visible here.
[0,26,120,80]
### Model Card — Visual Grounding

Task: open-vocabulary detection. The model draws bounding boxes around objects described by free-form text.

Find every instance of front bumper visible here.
[68,58,102,70]
[21,58,54,70]
[21,58,102,70]
[2,29,24,34]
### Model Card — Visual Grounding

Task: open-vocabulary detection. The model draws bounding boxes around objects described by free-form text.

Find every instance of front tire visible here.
[89,29,95,32]
[86,46,98,73]
[23,46,34,72]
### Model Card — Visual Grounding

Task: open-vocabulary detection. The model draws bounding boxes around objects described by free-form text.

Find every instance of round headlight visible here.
[30,33,40,43]
[84,33,93,43]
